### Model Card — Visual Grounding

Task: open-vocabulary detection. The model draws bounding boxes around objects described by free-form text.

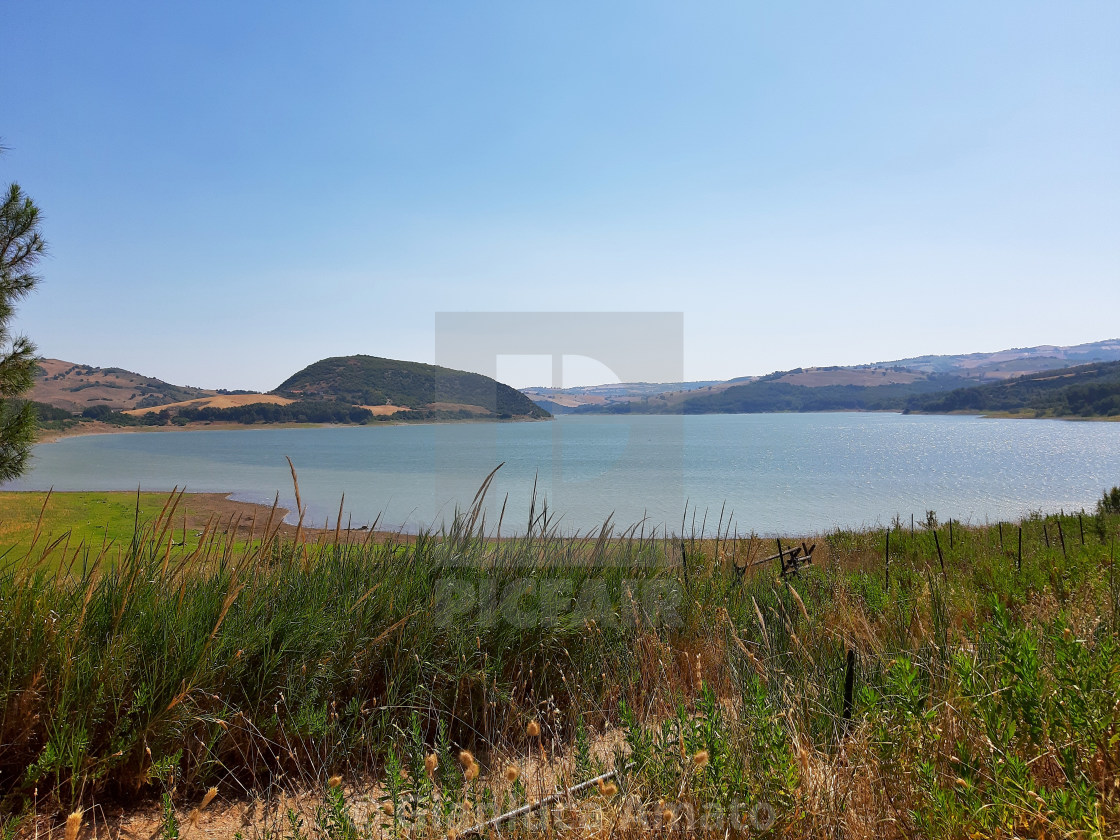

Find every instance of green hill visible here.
[273,355,550,419]
[575,373,968,415]
[908,360,1120,418]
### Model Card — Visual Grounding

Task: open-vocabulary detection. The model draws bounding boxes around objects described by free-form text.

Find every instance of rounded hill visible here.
[272,355,550,419]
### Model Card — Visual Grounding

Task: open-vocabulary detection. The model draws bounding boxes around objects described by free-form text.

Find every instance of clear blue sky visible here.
[3,1,1118,390]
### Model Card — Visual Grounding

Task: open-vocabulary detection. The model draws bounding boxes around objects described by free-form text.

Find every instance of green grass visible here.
[1,487,1119,838]
[0,491,191,558]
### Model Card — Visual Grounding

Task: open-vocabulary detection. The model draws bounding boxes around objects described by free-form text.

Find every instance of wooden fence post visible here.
[885,530,890,590]
[842,648,856,734]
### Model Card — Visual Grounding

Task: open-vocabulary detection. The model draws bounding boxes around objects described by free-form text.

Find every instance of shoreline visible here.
[34,406,1120,445]
[0,489,417,545]
[34,414,554,444]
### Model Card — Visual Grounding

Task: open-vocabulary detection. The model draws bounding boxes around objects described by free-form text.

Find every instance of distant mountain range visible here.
[521,339,1120,418]
[27,339,1120,426]
[30,355,549,423]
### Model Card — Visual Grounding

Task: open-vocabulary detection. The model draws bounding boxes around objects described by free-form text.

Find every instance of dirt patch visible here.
[427,402,492,415]
[15,729,629,840]
[359,404,410,416]
[124,394,294,416]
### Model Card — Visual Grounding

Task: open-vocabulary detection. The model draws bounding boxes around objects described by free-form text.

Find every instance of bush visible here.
[1098,486,1120,516]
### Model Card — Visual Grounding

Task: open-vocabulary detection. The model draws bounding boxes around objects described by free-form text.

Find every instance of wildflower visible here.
[65,810,82,840]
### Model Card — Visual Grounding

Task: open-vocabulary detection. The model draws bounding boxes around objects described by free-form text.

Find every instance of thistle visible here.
[595,778,618,797]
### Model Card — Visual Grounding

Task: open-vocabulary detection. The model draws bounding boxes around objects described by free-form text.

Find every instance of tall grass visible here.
[2,486,1119,838]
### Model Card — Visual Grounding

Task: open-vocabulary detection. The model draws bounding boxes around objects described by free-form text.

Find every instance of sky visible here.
[3,1,1118,390]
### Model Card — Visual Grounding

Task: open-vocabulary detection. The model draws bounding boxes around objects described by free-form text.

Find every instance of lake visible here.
[6,413,1120,535]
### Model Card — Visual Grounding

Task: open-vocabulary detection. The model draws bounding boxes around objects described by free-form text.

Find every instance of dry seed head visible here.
[65,810,83,840]
[200,787,218,810]
[458,750,475,768]
[464,761,479,782]
[328,775,342,789]
[788,583,810,623]
[600,781,618,797]
[425,753,439,777]
[381,801,394,816]
[693,749,709,769]
[504,764,520,783]
[527,720,540,737]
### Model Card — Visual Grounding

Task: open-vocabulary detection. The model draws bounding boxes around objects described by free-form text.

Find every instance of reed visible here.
[1,485,1118,838]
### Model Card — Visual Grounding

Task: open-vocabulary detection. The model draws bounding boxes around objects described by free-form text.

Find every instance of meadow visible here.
[1,481,1118,839]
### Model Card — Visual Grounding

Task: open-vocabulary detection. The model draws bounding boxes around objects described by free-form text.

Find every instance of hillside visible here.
[30,359,218,412]
[522,380,733,414]
[882,338,1120,377]
[273,355,550,419]
[909,360,1120,418]
[544,338,1120,416]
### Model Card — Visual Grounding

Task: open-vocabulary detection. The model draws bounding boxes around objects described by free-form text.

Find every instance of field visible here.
[123,395,296,416]
[0,491,298,559]
[1,485,1119,839]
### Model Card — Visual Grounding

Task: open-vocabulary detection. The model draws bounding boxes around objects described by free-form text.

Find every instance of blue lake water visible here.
[5,413,1120,535]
